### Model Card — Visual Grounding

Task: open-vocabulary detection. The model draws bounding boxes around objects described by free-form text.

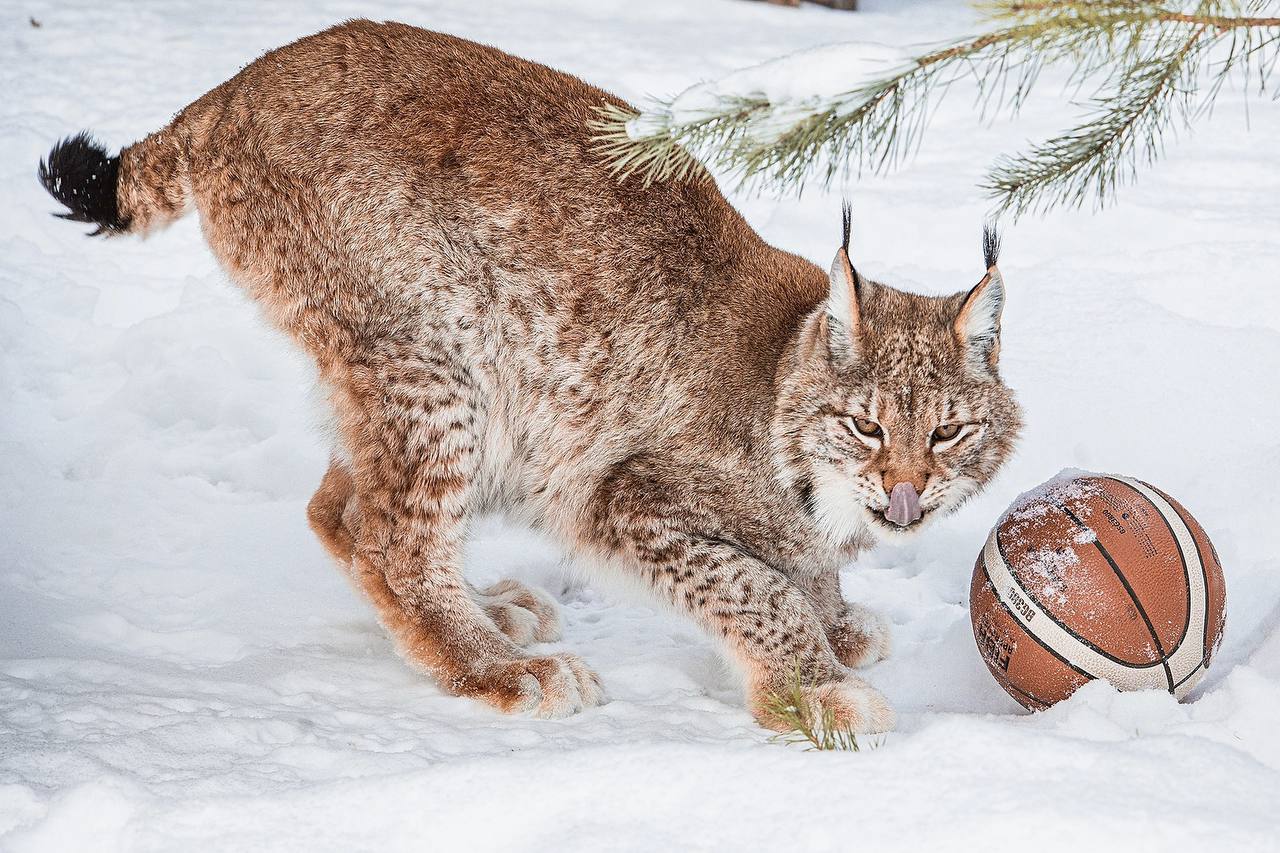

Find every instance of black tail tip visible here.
[982,224,1001,270]
[38,132,128,235]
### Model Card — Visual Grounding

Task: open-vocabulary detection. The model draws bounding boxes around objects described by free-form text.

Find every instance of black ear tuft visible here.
[982,224,1001,270]
[840,200,852,253]
[38,131,127,235]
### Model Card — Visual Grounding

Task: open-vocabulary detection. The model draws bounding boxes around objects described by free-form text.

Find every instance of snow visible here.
[4,0,1280,850]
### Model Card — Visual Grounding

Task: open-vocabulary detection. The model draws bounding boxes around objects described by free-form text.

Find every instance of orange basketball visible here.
[970,474,1226,709]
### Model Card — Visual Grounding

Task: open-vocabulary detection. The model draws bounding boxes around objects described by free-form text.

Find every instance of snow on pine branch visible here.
[592,41,922,189]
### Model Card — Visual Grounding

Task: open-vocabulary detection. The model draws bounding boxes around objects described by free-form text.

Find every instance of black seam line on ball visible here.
[1053,500,1176,694]
[981,551,1094,684]
[996,669,1051,710]
[1113,478,1195,657]
[1138,479,1209,661]
[1173,657,1208,690]
[997,671,1050,710]
[997,521,1163,671]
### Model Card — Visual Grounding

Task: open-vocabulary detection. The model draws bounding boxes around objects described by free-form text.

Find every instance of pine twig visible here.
[983,22,1211,215]
[761,669,882,752]
[999,1,1280,29]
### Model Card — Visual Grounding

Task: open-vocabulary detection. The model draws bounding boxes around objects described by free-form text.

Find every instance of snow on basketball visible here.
[970,473,1227,709]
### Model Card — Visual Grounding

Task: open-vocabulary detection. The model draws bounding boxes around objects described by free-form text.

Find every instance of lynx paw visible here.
[828,603,892,669]
[754,674,895,735]
[477,579,561,644]
[482,652,606,719]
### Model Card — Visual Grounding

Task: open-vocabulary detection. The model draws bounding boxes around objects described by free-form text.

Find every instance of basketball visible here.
[970,474,1226,709]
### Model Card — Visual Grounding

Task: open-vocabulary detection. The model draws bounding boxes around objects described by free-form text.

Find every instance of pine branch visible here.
[591,19,1110,189]
[984,22,1210,215]
[593,0,1280,217]
[983,1,1280,214]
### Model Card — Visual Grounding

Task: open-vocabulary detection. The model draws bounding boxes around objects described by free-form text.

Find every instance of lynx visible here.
[39,21,1022,732]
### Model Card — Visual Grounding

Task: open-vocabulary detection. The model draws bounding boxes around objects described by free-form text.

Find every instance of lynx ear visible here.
[954,226,1004,369]
[827,248,863,335]
[826,202,863,354]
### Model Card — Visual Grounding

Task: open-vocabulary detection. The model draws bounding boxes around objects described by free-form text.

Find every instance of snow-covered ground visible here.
[4,0,1280,849]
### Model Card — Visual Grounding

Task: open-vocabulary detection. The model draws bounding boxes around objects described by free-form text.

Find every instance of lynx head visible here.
[776,206,1022,546]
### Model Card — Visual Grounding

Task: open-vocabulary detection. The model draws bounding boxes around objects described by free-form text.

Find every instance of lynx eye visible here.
[932,423,962,442]
[848,416,883,439]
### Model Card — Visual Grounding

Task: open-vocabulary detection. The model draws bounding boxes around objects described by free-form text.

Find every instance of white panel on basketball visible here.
[1111,476,1208,699]
[982,475,1208,697]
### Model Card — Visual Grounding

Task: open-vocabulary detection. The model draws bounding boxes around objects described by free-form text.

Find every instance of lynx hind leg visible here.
[475,579,562,645]
[307,458,358,565]
[308,458,560,646]
[338,353,602,718]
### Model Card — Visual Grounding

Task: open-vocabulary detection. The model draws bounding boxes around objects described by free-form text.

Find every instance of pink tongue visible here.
[886,482,922,526]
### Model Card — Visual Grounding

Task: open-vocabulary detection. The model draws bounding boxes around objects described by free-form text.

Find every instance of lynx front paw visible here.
[828,603,892,669]
[753,674,895,735]
[480,652,606,719]
[477,579,562,644]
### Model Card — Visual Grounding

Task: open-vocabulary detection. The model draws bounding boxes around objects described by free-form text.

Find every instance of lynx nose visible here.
[883,471,928,495]
[885,481,923,527]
